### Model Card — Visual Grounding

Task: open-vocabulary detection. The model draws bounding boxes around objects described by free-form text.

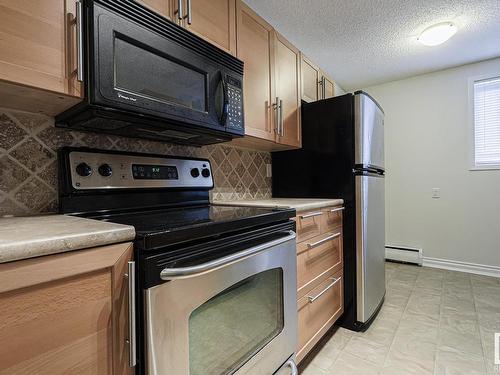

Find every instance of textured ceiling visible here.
[243,0,500,90]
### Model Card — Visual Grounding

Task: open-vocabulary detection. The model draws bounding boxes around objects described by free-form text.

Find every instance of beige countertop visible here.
[213,198,343,212]
[0,215,135,264]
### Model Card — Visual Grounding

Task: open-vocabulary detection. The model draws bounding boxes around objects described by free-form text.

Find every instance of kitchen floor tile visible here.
[343,336,389,366]
[300,262,500,375]
[327,351,382,375]
[435,348,486,375]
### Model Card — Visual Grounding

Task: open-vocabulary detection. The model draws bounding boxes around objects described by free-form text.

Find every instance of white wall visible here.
[334,82,346,96]
[365,58,500,268]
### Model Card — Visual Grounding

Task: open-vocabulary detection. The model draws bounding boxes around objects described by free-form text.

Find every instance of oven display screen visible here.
[132,164,178,180]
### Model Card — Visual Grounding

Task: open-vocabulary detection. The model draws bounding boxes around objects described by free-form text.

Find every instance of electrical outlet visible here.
[432,188,440,198]
[266,164,272,178]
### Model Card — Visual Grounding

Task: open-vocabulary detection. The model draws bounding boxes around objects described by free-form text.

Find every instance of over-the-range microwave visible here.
[56,0,244,146]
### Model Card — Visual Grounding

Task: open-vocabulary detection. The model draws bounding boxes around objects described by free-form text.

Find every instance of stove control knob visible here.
[76,162,92,177]
[190,168,200,178]
[98,164,113,177]
[201,168,211,178]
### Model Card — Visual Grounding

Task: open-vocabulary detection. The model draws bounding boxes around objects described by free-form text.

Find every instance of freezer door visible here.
[354,93,384,170]
[355,174,386,323]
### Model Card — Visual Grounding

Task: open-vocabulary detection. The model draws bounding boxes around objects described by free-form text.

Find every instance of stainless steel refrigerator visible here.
[272,91,386,331]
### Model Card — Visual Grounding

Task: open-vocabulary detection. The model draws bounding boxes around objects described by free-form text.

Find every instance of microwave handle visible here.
[216,75,229,126]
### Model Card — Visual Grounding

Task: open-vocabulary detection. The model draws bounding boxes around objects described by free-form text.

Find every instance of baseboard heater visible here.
[385,245,423,266]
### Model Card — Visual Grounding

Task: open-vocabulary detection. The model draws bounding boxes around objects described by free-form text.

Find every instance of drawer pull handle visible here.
[330,207,345,213]
[308,277,341,303]
[299,211,323,219]
[75,0,84,82]
[307,232,341,249]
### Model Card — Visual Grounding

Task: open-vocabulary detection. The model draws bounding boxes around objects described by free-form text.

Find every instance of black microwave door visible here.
[91,4,225,132]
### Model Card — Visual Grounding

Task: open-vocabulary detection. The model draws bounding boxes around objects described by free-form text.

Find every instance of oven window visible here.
[189,268,284,375]
[114,38,206,111]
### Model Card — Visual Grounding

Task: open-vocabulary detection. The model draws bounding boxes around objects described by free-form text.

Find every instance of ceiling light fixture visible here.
[418,22,457,46]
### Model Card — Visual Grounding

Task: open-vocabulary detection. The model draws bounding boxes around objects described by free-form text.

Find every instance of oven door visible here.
[89,3,236,133]
[145,232,297,375]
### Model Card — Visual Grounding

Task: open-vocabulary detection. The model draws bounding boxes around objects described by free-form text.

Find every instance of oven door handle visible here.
[285,359,298,375]
[160,231,296,280]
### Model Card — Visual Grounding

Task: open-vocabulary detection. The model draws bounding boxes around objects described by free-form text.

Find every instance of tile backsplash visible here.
[0,108,271,216]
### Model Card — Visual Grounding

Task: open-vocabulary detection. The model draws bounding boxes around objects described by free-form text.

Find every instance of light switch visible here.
[432,188,440,198]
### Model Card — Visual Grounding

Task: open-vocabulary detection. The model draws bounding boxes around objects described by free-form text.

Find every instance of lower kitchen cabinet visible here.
[294,205,344,363]
[297,230,342,300]
[0,242,134,375]
[297,268,343,362]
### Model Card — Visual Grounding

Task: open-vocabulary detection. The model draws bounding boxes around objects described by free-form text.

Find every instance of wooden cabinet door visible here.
[180,0,236,55]
[319,71,335,99]
[0,243,133,374]
[301,54,320,103]
[236,0,275,141]
[323,75,335,98]
[137,0,172,20]
[0,0,75,95]
[274,32,301,148]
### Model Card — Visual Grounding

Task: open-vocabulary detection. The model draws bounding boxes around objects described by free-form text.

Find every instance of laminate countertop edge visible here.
[0,215,136,264]
[213,198,344,212]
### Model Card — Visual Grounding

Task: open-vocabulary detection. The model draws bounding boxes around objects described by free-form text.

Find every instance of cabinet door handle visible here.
[176,0,183,20]
[322,76,326,99]
[125,261,137,367]
[274,97,280,134]
[307,232,340,249]
[186,0,192,24]
[279,99,284,136]
[308,277,341,303]
[75,0,84,82]
[330,207,345,213]
[299,211,323,219]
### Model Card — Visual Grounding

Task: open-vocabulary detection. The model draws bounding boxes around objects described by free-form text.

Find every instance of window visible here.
[472,76,500,169]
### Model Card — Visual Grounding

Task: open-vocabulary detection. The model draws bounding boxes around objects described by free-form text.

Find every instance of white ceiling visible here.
[243,0,500,91]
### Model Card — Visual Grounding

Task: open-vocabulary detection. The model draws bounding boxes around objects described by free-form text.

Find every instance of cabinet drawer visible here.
[297,269,343,362]
[321,206,343,233]
[297,231,342,299]
[296,210,323,242]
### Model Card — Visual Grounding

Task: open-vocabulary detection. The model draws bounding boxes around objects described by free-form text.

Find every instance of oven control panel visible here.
[226,76,243,131]
[69,151,213,190]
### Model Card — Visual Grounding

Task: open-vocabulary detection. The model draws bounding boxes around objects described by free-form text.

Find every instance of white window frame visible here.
[468,74,500,171]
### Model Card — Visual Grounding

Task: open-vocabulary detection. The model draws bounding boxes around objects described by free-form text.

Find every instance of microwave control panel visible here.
[226,76,243,131]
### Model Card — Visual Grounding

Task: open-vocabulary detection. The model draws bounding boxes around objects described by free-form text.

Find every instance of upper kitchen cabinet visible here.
[274,32,301,148]
[301,54,336,102]
[232,0,300,150]
[301,54,320,102]
[136,0,173,20]
[173,0,236,55]
[235,0,275,142]
[0,0,83,115]
[321,71,335,99]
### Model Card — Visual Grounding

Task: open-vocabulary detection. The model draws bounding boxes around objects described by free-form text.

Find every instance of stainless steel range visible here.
[58,147,298,375]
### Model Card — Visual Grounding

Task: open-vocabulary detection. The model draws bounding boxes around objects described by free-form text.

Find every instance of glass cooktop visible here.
[85,204,295,250]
